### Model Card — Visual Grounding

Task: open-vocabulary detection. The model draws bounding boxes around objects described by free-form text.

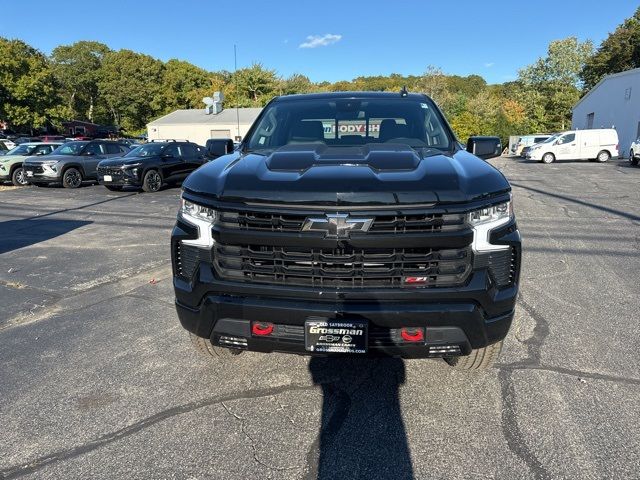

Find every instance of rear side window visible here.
[163,145,181,158]
[105,144,122,154]
[35,145,55,155]
[182,144,198,158]
[84,143,105,155]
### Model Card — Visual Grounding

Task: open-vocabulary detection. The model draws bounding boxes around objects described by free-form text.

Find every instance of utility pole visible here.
[234,44,240,140]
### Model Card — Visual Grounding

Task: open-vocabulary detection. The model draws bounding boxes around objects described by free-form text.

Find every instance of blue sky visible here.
[1,0,637,84]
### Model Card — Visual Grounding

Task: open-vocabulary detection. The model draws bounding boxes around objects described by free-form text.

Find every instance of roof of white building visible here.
[573,68,640,111]
[148,108,263,126]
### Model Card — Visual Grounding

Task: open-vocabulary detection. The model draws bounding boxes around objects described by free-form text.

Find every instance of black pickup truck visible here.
[171,91,520,369]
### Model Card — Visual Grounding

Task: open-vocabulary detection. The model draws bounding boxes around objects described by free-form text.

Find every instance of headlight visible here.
[179,198,216,248]
[468,201,512,226]
[180,198,217,222]
[468,200,513,252]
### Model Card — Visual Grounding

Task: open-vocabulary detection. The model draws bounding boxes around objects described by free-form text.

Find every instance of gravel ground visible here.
[0,157,639,480]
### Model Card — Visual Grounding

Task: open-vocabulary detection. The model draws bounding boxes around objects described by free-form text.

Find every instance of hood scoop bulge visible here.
[264,144,421,172]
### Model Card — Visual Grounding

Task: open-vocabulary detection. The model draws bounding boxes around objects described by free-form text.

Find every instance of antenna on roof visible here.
[400,86,408,97]
[234,44,240,141]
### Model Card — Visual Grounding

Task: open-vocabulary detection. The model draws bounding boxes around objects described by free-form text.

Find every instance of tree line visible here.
[0,7,638,141]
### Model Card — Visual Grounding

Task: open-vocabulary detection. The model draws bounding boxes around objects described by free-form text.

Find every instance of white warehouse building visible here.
[147,107,262,146]
[572,68,640,157]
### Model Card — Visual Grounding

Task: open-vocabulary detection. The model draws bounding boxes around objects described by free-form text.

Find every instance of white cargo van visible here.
[527,129,619,164]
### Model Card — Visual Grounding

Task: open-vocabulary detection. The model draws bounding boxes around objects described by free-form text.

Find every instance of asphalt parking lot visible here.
[1,157,639,480]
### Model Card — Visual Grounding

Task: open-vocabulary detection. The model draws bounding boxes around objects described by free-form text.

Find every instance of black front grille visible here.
[217,210,466,234]
[214,244,472,288]
[25,165,44,174]
[97,167,124,176]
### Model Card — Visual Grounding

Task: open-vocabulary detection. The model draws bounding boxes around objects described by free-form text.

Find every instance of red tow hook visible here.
[400,327,424,342]
[252,322,274,336]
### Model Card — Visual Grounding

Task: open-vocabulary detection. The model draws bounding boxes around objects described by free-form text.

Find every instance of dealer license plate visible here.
[26,171,33,177]
[103,175,112,182]
[305,319,368,353]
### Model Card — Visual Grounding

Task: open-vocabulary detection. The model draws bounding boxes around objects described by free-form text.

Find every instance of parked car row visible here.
[0,138,230,192]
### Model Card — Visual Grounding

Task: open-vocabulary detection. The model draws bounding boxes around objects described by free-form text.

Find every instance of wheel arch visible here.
[61,162,86,177]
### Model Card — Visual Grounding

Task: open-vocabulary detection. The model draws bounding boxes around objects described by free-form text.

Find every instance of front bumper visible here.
[97,168,142,186]
[22,164,61,183]
[173,219,521,358]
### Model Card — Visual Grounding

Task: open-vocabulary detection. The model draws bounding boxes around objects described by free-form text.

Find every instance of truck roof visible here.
[274,91,429,102]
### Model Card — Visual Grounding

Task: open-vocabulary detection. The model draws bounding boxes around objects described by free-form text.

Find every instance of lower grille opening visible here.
[474,247,517,288]
[217,335,248,349]
[175,242,202,279]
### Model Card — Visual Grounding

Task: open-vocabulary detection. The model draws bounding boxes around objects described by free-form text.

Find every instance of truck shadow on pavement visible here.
[0,218,92,254]
[308,357,413,480]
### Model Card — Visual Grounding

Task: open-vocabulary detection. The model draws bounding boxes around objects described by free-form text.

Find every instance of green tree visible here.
[0,37,68,132]
[279,73,313,95]
[414,66,450,107]
[50,41,111,122]
[161,59,212,111]
[518,37,593,131]
[233,63,277,106]
[581,7,640,90]
[97,49,165,131]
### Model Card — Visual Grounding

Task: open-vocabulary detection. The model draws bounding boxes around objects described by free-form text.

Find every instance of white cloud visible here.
[299,34,342,49]
[484,62,495,68]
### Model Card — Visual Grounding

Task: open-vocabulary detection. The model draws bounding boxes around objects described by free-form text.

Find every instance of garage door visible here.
[210,129,231,138]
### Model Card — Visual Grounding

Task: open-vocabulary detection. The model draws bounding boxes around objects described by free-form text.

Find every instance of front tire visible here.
[630,150,638,166]
[189,333,243,359]
[62,167,83,188]
[445,340,503,369]
[596,150,610,163]
[142,169,162,192]
[541,152,555,164]
[11,167,28,186]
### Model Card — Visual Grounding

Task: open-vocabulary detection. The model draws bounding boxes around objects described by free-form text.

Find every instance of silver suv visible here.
[23,140,130,188]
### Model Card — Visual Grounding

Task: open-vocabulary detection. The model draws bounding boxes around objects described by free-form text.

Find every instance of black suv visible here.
[23,140,130,188]
[97,141,208,192]
[171,92,520,369]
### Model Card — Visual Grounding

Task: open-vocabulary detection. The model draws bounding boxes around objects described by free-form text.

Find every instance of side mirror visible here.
[466,136,502,160]
[206,139,234,158]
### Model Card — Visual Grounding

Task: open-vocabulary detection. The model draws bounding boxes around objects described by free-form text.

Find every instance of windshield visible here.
[125,144,165,157]
[51,142,87,156]
[245,97,452,153]
[6,144,37,156]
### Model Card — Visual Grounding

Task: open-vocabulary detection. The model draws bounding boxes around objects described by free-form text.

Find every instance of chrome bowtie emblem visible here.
[301,214,374,238]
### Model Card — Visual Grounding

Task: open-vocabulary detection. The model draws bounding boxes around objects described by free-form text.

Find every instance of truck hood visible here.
[183,144,510,206]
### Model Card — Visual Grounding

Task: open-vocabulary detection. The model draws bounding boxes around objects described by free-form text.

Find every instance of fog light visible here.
[400,327,424,342]
[252,322,274,336]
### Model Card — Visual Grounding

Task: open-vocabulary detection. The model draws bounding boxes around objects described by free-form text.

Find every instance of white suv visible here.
[630,137,640,166]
